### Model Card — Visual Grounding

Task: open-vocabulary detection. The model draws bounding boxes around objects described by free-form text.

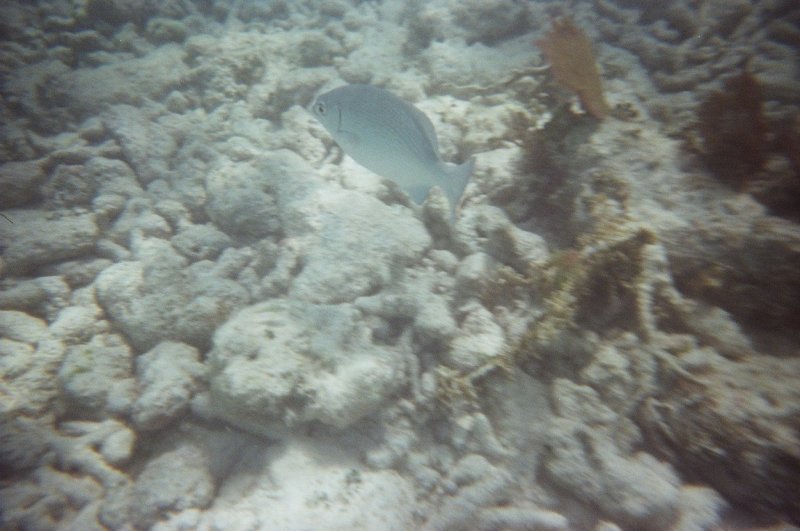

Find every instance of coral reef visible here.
[131,341,206,430]
[666,213,800,346]
[94,235,249,352]
[0,211,99,276]
[405,0,534,49]
[127,443,215,528]
[203,299,408,434]
[422,454,516,531]
[545,378,682,529]
[641,352,800,523]
[0,418,134,530]
[505,196,793,524]
[197,438,416,530]
[1,0,799,528]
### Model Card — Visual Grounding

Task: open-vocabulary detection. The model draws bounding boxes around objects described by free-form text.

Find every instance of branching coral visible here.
[510,226,654,364]
[434,359,512,414]
[510,188,754,377]
[536,17,609,119]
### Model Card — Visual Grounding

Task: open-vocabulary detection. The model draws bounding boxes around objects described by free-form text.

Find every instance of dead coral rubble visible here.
[641,352,800,524]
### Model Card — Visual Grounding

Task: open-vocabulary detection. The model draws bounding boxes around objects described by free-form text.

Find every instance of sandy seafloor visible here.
[1,0,800,529]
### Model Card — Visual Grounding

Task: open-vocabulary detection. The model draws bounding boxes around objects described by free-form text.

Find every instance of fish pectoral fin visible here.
[336,129,360,149]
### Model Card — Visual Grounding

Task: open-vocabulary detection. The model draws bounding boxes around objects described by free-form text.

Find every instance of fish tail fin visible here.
[441,157,475,220]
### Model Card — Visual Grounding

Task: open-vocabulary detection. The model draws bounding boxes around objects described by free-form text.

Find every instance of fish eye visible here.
[314,102,326,115]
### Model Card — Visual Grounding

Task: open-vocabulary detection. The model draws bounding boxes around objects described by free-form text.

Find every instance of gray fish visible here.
[311,84,474,218]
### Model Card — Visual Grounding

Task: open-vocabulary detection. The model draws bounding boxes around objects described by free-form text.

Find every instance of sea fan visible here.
[536,17,609,119]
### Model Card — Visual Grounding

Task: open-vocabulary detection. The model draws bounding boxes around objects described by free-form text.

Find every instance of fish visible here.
[310,84,475,219]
